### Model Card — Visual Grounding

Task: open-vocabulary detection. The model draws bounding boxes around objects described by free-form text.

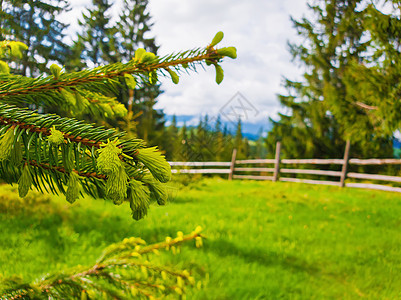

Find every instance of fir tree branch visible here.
[0,46,232,103]
[0,33,236,218]
[0,229,204,300]
[0,103,143,153]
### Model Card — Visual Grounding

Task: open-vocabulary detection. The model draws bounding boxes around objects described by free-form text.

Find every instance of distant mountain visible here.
[165,114,272,141]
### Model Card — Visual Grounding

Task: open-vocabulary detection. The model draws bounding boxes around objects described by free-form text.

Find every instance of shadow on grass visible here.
[204,239,320,276]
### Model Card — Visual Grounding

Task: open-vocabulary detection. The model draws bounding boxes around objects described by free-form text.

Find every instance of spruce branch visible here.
[0,228,205,300]
[0,32,236,219]
[0,43,236,103]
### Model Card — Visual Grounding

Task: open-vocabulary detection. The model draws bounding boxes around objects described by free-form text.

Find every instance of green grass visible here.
[1,178,401,299]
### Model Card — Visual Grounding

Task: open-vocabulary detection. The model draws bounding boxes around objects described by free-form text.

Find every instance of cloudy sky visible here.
[61,0,310,130]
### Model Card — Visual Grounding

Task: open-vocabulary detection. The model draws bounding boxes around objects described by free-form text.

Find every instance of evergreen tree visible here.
[234,118,248,159]
[266,0,393,159]
[176,122,191,161]
[116,0,158,62]
[164,115,180,160]
[214,115,227,161]
[69,0,164,148]
[0,0,70,76]
[0,32,236,298]
[116,0,166,148]
[71,0,118,68]
[337,2,401,137]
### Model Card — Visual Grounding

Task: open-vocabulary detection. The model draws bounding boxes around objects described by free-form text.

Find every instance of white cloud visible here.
[148,0,310,124]
[60,0,310,127]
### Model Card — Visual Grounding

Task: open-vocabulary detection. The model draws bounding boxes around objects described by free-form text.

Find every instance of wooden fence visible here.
[169,141,401,193]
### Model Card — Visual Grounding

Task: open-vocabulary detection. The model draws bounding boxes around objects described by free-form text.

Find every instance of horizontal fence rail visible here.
[281,159,345,165]
[169,141,401,193]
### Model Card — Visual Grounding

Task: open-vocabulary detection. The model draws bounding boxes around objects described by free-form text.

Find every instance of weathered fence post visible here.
[273,141,281,182]
[340,140,351,187]
[228,148,237,181]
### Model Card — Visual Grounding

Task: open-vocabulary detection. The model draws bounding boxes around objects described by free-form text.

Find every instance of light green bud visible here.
[97,139,123,175]
[210,31,224,47]
[50,64,62,79]
[60,88,76,106]
[113,103,128,117]
[136,147,171,183]
[66,172,81,204]
[10,141,23,167]
[214,64,224,85]
[124,73,137,90]
[99,103,114,118]
[0,127,15,161]
[128,179,150,221]
[18,164,32,197]
[135,48,146,61]
[141,52,157,63]
[141,172,168,205]
[9,42,23,58]
[217,47,237,59]
[48,126,64,145]
[0,60,10,74]
[75,92,90,112]
[106,165,129,205]
[166,68,179,84]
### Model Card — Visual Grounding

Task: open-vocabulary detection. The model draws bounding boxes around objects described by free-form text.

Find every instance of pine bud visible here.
[128,179,150,221]
[105,165,129,205]
[136,147,171,183]
[177,276,184,288]
[141,52,157,63]
[210,31,224,47]
[134,48,146,61]
[9,42,23,58]
[174,287,183,295]
[18,164,32,197]
[124,73,137,90]
[112,103,128,117]
[48,126,64,146]
[66,172,81,204]
[50,64,62,79]
[214,64,224,85]
[141,172,168,205]
[217,47,237,59]
[99,103,114,118]
[194,226,202,234]
[97,139,123,175]
[195,236,203,248]
[0,127,15,161]
[60,88,76,106]
[0,60,10,74]
[75,92,90,111]
[8,42,28,59]
[10,141,23,167]
[166,68,179,84]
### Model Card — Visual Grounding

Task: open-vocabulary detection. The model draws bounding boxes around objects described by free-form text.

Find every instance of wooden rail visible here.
[169,141,401,193]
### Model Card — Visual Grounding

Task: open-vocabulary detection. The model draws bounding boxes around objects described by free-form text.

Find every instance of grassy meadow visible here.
[1,177,401,299]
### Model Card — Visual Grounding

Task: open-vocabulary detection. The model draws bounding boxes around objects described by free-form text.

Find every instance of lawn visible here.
[1,177,401,299]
